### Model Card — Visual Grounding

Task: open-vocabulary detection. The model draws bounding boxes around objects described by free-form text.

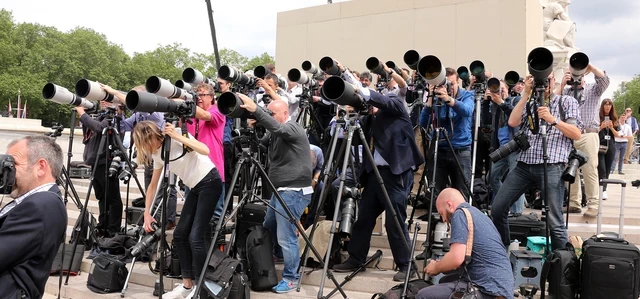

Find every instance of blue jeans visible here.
[174,169,223,279]
[614,142,628,172]
[490,152,525,214]
[263,190,311,281]
[491,162,568,250]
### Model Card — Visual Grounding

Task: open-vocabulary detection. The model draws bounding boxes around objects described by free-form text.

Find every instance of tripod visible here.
[419,98,473,273]
[297,95,326,147]
[470,83,488,200]
[300,114,417,299]
[64,111,146,286]
[194,141,350,298]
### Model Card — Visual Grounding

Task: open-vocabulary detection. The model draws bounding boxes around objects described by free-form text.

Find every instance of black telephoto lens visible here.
[129,223,161,258]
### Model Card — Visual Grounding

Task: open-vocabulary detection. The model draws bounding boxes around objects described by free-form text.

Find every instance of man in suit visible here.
[0,135,67,299]
[332,63,425,282]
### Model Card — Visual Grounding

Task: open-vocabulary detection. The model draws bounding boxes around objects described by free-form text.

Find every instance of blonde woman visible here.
[133,121,222,299]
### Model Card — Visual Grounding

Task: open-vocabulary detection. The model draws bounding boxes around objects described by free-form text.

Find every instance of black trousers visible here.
[474,131,492,179]
[92,164,123,233]
[599,142,616,191]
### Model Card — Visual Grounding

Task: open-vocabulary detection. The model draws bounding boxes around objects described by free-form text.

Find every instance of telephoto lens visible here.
[129,223,161,258]
[108,156,122,177]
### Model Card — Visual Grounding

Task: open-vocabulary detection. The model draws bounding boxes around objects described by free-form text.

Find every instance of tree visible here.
[245,52,275,72]
[613,74,640,116]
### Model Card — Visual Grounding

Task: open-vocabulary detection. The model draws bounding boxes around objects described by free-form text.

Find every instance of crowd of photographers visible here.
[8,47,640,299]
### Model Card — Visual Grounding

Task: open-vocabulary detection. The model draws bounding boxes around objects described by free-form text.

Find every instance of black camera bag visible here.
[86,253,128,293]
[245,225,278,291]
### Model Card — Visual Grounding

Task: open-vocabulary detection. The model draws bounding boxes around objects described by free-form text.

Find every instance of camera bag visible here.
[508,212,546,242]
[580,179,640,299]
[540,243,580,299]
[86,253,128,294]
[50,244,85,276]
[244,225,278,291]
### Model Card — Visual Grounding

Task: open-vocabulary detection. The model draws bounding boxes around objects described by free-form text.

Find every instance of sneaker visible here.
[602,191,608,200]
[163,283,192,299]
[332,259,360,272]
[393,269,416,282]
[567,206,582,214]
[184,287,197,299]
[619,171,625,175]
[272,279,296,293]
[584,208,598,218]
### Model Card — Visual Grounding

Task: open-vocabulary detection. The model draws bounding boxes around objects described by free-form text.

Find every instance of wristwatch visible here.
[388,70,394,76]
[549,119,558,126]
[444,96,452,104]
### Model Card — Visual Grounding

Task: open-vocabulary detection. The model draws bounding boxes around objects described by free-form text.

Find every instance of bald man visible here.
[239,94,313,293]
[416,188,513,299]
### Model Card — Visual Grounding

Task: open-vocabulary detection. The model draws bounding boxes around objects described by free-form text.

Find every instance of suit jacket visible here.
[0,185,67,299]
[364,91,424,175]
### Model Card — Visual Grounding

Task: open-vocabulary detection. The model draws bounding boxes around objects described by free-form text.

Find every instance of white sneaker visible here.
[184,287,197,299]
[163,283,193,299]
[602,191,608,200]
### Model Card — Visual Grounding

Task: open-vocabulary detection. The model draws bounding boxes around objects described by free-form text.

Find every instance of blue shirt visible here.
[497,96,522,146]
[224,117,233,144]
[119,112,165,132]
[419,87,475,149]
[310,144,324,175]
[450,202,514,299]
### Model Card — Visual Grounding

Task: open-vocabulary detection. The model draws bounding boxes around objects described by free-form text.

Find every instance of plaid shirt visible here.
[518,95,583,164]
[563,73,610,130]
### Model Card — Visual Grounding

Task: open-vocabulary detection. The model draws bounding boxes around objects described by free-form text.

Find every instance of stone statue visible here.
[542,0,576,50]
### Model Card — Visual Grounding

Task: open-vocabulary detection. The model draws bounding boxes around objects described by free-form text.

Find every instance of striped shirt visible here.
[563,73,610,130]
[0,183,57,218]
[517,95,583,164]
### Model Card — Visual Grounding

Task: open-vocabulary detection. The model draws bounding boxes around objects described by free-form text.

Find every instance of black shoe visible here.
[332,260,360,272]
[393,269,416,282]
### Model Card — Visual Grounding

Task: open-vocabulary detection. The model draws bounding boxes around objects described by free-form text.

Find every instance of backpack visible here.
[540,243,580,299]
[70,211,99,250]
[371,279,432,299]
[245,225,278,291]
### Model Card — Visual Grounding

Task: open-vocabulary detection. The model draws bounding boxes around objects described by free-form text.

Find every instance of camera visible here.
[217,92,272,119]
[457,66,470,89]
[75,79,119,103]
[568,52,589,85]
[403,50,421,71]
[145,76,194,100]
[45,123,65,138]
[125,91,196,118]
[43,83,97,112]
[321,76,368,112]
[129,223,161,258]
[219,65,256,87]
[527,47,554,88]
[339,186,359,238]
[0,155,16,195]
[108,155,122,177]
[301,61,325,79]
[562,148,588,183]
[416,55,452,99]
[182,68,218,91]
[287,68,318,89]
[319,56,342,76]
[489,130,531,163]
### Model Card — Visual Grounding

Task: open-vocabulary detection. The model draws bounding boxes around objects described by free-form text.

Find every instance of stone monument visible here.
[541,0,578,79]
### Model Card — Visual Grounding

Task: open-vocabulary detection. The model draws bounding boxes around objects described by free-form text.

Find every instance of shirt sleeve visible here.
[449,209,469,245]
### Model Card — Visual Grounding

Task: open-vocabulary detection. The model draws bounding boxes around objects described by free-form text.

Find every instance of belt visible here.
[582,127,599,133]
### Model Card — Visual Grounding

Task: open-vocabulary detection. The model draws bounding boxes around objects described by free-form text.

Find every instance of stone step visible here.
[45,273,380,299]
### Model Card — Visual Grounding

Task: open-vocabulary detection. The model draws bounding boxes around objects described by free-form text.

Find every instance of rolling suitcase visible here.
[580,179,640,299]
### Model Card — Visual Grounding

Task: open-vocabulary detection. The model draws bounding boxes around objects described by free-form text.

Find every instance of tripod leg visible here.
[297,122,346,290]
[250,158,348,298]
[318,125,356,297]
[441,132,473,200]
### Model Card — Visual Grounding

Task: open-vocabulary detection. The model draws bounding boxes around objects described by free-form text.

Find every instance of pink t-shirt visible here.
[187,105,226,182]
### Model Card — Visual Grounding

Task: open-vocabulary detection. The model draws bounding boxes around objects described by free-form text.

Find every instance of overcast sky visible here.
[1,0,637,100]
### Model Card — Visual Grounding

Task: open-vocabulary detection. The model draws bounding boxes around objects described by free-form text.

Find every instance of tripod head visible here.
[45,123,65,138]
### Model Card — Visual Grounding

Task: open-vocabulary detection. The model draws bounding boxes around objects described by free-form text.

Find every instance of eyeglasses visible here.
[626,109,632,112]
[198,93,212,97]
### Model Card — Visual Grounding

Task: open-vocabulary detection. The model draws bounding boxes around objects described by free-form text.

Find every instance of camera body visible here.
[0,155,16,195]
[489,130,531,163]
[562,148,588,183]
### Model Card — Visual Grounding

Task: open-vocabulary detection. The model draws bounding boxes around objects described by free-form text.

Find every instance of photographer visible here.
[236,95,312,293]
[217,77,235,198]
[0,136,67,299]
[257,73,300,120]
[489,81,526,215]
[101,84,178,230]
[187,82,227,221]
[76,101,123,236]
[135,121,222,298]
[491,73,582,250]
[360,71,372,88]
[560,64,609,216]
[419,68,475,199]
[332,64,424,282]
[416,189,514,299]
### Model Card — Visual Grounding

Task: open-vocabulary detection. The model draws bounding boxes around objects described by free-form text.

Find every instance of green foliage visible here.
[612,75,640,116]
[0,9,275,127]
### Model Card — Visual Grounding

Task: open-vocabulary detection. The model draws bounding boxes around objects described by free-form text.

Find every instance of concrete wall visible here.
[276,0,543,81]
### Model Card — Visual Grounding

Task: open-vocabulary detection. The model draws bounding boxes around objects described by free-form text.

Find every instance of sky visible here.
[1,0,637,100]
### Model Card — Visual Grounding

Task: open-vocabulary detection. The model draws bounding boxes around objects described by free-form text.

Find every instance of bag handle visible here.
[539,255,558,299]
